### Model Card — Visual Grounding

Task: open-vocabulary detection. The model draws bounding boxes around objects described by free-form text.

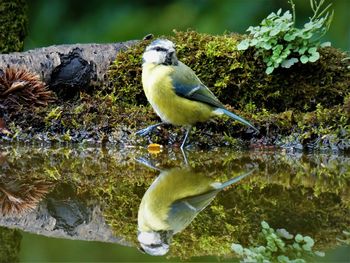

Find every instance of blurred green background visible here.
[25,0,350,51]
[17,231,350,262]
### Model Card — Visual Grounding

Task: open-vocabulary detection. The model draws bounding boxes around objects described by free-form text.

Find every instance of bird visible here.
[137,158,256,256]
[136,39,258,150]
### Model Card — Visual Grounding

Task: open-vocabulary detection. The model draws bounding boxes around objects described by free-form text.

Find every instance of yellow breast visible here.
[142,63,214,126]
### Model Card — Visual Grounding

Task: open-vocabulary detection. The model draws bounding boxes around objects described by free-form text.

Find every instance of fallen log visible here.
[0,41,137,98]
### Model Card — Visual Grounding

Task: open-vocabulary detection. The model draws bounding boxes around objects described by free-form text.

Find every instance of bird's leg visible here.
[180,148,189,166]
[135,157,162,171]
[135,122,165,136]
[180,126,192,165]
[180,126,192,151]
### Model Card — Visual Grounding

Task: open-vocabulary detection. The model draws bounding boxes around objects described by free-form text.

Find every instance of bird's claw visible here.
[136,123,164,137]
[135,127,152,136]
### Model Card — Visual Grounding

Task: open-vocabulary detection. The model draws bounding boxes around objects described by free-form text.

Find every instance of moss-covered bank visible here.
[0,227,22,263]
[108,31,349,113]
[1,31,350,151]
[0,0,28,53]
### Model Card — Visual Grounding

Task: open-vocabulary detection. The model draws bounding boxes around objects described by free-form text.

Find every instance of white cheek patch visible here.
[138,231,161,245]
[143,50,165,64]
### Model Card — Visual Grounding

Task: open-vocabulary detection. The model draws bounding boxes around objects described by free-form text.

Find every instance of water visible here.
[0,144,349,262]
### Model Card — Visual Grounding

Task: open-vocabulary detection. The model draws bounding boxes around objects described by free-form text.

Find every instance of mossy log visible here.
[0,31,349,150]
[0,202,126,246]
[0,42,136,98]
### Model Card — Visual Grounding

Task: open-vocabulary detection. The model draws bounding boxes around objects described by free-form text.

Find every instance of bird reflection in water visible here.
[137,157,256,256]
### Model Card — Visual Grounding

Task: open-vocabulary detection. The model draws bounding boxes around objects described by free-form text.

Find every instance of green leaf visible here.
[275,238,285,249]
[295,234,304,242]
[266,66,274,74]
[281,58,299,68]
[231,243,244,255]
[321,41,331,47]
[293,243,302,250]
[270,28,280,36]
[261,221,270,229]
[308,47,317,54]
[315,251,325,257]
[267,12,275,20]
[303,236,315,247]
[237,39,250,50]
[251,38,258,46]
[304,21,314,29]
[276,228,294,239]
[282,10,292,20]
[298,46,308,55]
[300,55,309,64]
[277,255,290,262]
[262,42,272,50]
[275,44,283,51]
[301,32,313,39]
[308,51,320,62]
[284,33,296,41]
[238,0,333,74]
[256,246,266,253]
[247,26,255,32]
[342,230,350,235]
[275,57,283,64]
[302,243,312,251]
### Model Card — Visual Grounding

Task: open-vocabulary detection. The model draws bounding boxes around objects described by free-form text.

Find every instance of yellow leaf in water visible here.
[147,143,163,154]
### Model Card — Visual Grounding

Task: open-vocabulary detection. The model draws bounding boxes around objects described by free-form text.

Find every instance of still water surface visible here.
[0,145,349,262]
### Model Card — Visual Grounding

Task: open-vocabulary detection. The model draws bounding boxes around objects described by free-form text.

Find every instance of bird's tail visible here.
[214,108,259,132]
[219,167,257,189]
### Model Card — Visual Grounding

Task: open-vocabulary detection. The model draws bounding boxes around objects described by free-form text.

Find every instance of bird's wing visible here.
[170,190,218,215]
[171,62,225,109]
[167,190,218,232]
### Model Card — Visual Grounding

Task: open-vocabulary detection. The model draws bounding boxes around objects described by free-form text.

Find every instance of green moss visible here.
[0,227,22,263]
[0,0,28,53]
[107,30,350,113]
[2,30,350,150]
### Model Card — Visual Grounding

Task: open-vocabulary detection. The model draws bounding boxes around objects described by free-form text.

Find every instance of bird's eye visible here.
[155,47,162,52]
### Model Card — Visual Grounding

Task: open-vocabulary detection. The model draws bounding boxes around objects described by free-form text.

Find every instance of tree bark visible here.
[0,41,137,98]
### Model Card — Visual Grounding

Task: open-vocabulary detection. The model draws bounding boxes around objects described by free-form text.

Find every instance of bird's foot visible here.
[135,123,165,137]
[135,127,153,137]
[135,157,161,171]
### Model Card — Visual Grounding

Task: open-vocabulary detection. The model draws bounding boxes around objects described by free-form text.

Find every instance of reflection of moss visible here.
[1,146,349,259]
[168,184,349,258]
[88,150,350,259]
[0,0,27,53]
[0,227,22,263]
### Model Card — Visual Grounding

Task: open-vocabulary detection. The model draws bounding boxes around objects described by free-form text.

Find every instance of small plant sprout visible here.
[237,0,334,74]
[232,221,325,263]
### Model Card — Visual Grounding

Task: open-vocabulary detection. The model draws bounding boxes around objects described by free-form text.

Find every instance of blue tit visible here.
[137,164,255,256]
[136,39,258,150]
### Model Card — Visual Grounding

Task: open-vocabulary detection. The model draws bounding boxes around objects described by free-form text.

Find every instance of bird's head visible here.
[142,39,178,66]
[137,230,173,256]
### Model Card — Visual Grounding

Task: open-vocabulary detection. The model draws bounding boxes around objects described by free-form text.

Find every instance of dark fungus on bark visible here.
[49,48,97,99]
[0,41,138,100]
